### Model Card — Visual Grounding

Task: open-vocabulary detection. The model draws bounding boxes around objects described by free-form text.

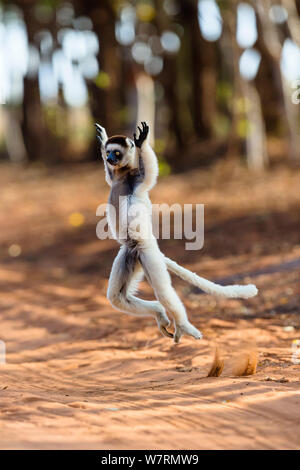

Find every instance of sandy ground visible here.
[0,161,299,449]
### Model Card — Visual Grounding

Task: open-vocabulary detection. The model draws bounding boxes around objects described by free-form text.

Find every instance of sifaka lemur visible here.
[95,121,258,343]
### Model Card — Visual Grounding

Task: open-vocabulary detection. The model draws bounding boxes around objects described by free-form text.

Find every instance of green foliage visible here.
[44,105,67,138]
[217,81,233,106]
[154,139,171,176]
[236,97,251,114]
[37,0,59,9]
[116,106,133,126]
[237,118,251,138]
[158,158,171,177]
[154,138,167,155]
[216,0,230,12]
[94,72,111,89]
[213,113,230,137]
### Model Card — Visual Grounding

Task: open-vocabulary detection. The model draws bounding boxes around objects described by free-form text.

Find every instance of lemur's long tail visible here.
[164,256,258,299]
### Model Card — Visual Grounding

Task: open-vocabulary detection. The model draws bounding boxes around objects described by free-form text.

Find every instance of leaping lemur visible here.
[95,121,258,343]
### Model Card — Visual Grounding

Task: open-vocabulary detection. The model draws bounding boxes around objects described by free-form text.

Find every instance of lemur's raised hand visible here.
[133,121,149,148]
[95,122,258,343]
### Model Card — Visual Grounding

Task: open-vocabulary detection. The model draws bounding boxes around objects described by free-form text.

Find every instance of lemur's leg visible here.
[139,239,202,343]
[107,245,172,338]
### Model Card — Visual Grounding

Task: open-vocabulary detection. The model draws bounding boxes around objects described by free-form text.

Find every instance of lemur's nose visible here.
[107,152,118,165]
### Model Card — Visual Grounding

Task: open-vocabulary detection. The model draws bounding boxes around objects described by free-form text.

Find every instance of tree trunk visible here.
[224,3,268,169]
[254,0,300,162]
[81,0,121,133]
[179,0,217,140]
[221,7,242,158]
[242,80,268,170]
[21,1,47,161]
[153,0,185,151]
[135,73,155,147]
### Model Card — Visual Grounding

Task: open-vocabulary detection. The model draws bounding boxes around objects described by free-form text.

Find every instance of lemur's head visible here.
[105,135,135,169]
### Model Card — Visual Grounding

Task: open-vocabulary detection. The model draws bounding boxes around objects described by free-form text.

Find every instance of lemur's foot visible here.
[160,325,174,338]
[155,309,173,339]
[133,121,149,148]
[174,321,202,344]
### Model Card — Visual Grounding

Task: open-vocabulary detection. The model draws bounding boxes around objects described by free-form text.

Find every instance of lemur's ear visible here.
[126,137,135,148]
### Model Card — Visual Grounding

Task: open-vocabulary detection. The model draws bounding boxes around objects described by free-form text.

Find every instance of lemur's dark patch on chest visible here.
[108,167,144,210]
[116,165,131,175]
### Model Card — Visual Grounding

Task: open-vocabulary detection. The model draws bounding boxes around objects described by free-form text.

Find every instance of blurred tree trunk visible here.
[254,0,300,162]
[224,3,268,169]
[162,57,185,148]
[221,6,242,158]
[254,35,284,134]
[242,80,268,170]
[136,73,155,147]
[2,109,27,163]
[179,0,217,140]
[77,0,122,159]
[282,0,300,46]
[158,0,220,172]
[81,0,121,132]
[154,0,184,149]
[20,1,46,161]
[22,77,46,161]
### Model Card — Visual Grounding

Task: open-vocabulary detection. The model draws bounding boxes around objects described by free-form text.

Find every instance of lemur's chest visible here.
[108,170,142,211]
[107,171,141,238]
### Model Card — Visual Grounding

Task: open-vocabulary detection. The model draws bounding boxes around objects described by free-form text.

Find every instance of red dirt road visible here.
[0,162,299,449]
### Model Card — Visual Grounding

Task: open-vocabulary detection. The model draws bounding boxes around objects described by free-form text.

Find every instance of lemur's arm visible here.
[95,123,112,187]
[134,122,158,196]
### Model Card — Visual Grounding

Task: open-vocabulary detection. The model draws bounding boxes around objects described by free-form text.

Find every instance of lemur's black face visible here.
[105,135,135,169]
[106,148,123,166]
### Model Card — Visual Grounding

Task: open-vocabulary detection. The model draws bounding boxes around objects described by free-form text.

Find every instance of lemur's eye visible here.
[106,151,109,156]
[115,151,120,156]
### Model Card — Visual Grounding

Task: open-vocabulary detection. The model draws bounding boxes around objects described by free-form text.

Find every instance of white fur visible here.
[106,143,124,152]
[99,123,258,343]
[97,126,112,186]
[164,256,258,298]
[134,142,159,196]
